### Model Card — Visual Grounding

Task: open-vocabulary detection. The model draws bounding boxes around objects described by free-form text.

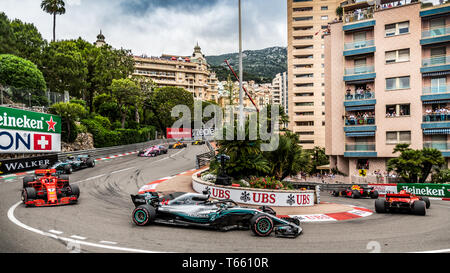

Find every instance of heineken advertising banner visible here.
[0,107,61,153]
[398,183,450,199]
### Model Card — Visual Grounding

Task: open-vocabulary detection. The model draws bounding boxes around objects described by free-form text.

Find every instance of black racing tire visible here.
[352,190,361,199]
[332,190,339,197]
[420,197,431,209]
[86,158,95,168]
[64,164,73,174]
[168,145,173,149]
[375,198,386,213]
[69,184,80,198]
[370,190,379,199]
[132,204,157,226]
[250,214,274,237]
[22,187,36,205]
[412,200,426,216]
[23,176,35,188]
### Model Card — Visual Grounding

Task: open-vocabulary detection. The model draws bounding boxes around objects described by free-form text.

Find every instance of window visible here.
[385,21,409,37]
[353,31,366,42]
[294,45,313,49]
[296,121,314,126]
[297,131,314,135]
[295,102,314,106]
[296,73,314,78]
[296,111,314,115]
[296,83,314,87]
[321,6,328,10]
[386,76,410,90]
[295,64,313,68]
[294,26,313,31]
[293,7,313,12]
[386,104,410,117]
[295,92,314,97]
[385,49,410,64]
[386,131,411,144]
[357,159,369,170]
[300,140,315,144]
[321,15,328,20]
[294,36,313,40]
[294,16,313,21]
[431,46,446,57]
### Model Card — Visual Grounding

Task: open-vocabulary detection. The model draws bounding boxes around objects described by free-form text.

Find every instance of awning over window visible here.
[422,99,450,104]
[346,131,376,137]
[345,79,375,85]
[423,71,450,77]
[345,105,375,111]
[423,128,450,135]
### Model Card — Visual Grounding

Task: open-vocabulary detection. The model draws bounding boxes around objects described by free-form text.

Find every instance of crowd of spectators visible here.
[345,111,375,125]
[424,106,450,122]
[346,85,374,100]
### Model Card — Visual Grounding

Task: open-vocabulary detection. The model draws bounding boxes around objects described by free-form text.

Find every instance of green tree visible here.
[150,86,194,135]
[10,19,46,67]
[40,0,66,42]
[264,131,310,181]
[306,146,330,174]
[387,144,445,183]
[49,102,87,142]
[0,12,18,55]
[0,54,46,91]
[41,40,88,97]
[110,78,141,128]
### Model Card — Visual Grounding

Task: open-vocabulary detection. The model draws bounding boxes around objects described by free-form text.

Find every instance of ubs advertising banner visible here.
[0,107,61,153]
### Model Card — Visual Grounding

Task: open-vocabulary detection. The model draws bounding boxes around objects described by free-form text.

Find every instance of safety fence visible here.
[195,141,216,169]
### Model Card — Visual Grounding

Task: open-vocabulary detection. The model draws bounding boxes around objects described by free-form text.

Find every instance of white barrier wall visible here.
[368,184,398,195]
[192,175,315,207]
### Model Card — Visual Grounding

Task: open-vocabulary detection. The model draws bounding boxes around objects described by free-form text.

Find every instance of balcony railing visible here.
[345,117,375,126]
[344,39,375,50]
[345,143,376,151]
[422,26,450,38]
[344,66,374,75]
[423,85,450,94]
[345,91,374,100]
[423,141,450,151]
[423,113,450,122]
[422,55,450,67]
[343,7,374,24]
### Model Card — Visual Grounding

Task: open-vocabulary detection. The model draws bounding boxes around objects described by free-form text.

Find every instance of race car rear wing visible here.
[386,193,411,198]
[35,169,57,176]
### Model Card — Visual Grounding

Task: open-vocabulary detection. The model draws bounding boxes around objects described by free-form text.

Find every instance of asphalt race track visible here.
[1,144,449,253]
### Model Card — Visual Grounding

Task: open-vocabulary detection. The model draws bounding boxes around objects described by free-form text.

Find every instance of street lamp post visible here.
[238,0,244,131]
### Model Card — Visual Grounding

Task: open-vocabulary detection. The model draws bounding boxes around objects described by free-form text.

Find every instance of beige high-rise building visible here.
[324,0,450,181]
[287,0,342,149]
[133,44,219,103]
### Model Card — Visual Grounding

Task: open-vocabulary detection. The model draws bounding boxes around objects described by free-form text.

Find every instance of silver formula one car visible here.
[131,191,302,238]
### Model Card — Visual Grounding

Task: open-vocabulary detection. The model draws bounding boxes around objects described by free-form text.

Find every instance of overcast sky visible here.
[0,0,287,56]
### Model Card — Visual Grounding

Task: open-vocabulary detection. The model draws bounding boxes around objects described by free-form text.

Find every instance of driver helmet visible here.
[399,190,408,194]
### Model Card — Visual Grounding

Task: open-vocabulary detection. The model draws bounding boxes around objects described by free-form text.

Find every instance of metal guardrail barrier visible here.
[196,141,216,169]
[58,139,177,161]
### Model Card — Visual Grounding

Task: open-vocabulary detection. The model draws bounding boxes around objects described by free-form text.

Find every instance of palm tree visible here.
[40,0,66,42]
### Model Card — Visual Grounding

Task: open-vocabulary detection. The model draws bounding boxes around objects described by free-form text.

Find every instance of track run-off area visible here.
[1,144,449,253]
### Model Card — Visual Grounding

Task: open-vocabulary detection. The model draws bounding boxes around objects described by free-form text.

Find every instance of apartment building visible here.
[324,0,450,179]
[287,0,342,149]
[272,72,289,114]
[133,44,219,103]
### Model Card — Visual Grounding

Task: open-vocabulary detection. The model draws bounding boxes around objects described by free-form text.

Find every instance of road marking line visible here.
[70,235,87,240]
[48,230,63,235]
[7,202,164,253]
[99,241,118,245]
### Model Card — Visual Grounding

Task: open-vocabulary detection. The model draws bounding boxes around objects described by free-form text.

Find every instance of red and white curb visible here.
[0,151,141,181]
[279,205,373,222]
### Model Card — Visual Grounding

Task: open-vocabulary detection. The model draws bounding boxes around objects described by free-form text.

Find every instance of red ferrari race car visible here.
[375,190,431,216]
[331,185,379,199]
[21,169,80,207]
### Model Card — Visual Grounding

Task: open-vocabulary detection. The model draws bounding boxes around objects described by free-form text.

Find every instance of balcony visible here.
[344,142,377,157]
[343,40,375,57]
[421,26,450,45]
[343,4,375,32]
[420,2,450,18]
[421,85,450,102]
[423,142,450,157]
[344,65,376,82]
[421,55,450,74]
[422,114,450,130]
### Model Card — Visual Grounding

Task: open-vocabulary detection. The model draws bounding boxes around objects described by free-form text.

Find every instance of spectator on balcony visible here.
[346,87,352,100]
